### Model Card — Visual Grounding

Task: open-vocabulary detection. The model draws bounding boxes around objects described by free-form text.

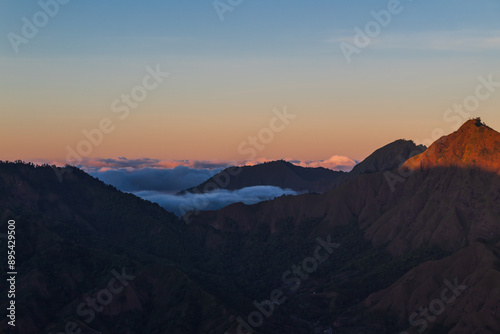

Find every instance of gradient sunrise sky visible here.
[1,0,499,165]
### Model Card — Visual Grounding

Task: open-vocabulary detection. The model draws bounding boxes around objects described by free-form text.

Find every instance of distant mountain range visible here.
[1,118,499,333]
[180,139,425,195]
[178,160,346,194]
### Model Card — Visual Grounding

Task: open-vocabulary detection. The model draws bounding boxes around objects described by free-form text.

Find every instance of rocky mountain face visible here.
[403,118,500,172]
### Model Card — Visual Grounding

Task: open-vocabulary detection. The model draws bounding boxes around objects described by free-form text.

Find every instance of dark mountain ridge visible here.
[179,160,346,194]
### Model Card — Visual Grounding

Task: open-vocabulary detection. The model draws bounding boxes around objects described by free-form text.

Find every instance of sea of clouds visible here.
[131,186,298,216]
[43,156,356,217]
[88,163,299,216]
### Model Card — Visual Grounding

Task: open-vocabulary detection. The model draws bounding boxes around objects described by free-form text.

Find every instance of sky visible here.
[1,0,500,166]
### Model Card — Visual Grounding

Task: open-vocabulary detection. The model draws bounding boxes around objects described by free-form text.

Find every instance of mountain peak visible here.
[462,117,488,128]
[403,118,500,172]
[349,139,426,175]
[178,159,345,194]
[456,117,493,134]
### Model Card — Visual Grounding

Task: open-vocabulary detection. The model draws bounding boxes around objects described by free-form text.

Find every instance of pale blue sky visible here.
[1,0,500,161]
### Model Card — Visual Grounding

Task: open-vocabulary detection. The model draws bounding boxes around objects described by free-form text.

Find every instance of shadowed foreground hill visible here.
[0,163,235,334]
[363,241,500,333]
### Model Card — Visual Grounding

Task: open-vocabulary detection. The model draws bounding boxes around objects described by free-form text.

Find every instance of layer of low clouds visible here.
[292,155,357,172]
[131,186,298,217]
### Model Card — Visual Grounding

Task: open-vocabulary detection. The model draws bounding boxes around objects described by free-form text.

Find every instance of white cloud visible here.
[293,155,357,172]
[131,186,299,217]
